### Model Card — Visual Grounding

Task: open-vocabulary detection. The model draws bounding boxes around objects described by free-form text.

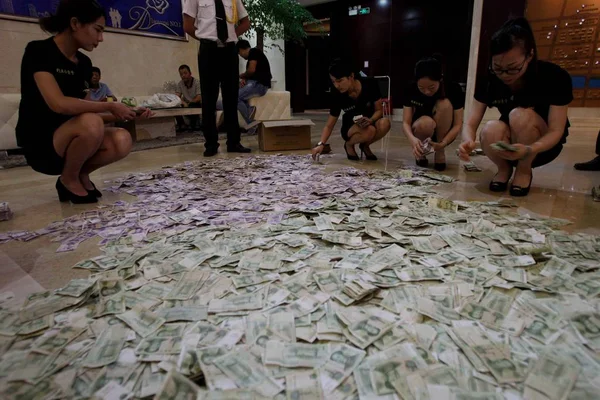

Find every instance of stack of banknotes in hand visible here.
[490,141,518,152]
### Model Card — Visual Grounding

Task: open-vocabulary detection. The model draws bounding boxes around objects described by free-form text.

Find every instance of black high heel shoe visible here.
[489,179,509,192]
[87,181,102,198]
[510,174,533,197]
[359,144,377,161]
[56,178,98,204]
[489,167,513,192]
[344,142,359,161]
[434,151,446,171]
[416,157,428,168]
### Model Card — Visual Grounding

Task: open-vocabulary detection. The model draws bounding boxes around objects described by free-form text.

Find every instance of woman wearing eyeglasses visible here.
[458,18,572,196]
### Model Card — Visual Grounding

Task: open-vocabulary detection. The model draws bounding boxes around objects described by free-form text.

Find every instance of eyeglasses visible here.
[489,58,528,76]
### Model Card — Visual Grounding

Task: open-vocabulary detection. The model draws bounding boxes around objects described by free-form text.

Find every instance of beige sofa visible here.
[0,91,291,150]
[0,94,20,151]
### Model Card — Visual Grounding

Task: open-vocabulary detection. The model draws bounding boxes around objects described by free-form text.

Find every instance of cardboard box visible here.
[258,120,314,152]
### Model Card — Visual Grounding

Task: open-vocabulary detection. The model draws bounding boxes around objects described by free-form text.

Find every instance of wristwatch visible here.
[317,141,326,147]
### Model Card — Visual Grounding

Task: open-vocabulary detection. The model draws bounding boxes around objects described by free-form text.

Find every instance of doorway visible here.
[306,34,332,110]
[285,18,332,113]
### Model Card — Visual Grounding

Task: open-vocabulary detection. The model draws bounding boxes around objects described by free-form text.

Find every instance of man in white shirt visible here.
[175,64,202,132]
[183,0,252,157]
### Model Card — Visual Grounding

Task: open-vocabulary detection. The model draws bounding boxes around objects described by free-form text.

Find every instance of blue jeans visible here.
[218,80,268,123]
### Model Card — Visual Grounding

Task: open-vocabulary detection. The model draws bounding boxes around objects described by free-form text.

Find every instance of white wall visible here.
[0,18,199,96]
[240,31,286,92]
[0,19,286,96]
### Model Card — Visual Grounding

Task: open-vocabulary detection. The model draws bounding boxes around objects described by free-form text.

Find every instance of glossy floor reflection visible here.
[1,113,599,298]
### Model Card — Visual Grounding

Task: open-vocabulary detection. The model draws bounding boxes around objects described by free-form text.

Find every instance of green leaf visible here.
[243,0,323,50]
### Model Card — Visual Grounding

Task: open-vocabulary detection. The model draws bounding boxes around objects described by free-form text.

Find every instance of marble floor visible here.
[1,113,599,301]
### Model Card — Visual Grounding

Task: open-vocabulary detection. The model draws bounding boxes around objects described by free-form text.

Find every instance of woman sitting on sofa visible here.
[16,0,151,204]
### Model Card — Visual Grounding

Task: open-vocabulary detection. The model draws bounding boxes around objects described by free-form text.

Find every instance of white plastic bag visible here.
[140,93,182,109]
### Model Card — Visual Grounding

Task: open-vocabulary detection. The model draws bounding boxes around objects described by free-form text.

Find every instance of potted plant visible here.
[243,0,322,51]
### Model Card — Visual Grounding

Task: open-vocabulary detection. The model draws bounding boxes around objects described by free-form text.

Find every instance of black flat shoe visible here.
[574,156,600,171]
[510,174,533,197]
[204,143,220,157]
[416,157,428,168]
[56,178,97,204]
[227,144,251,153]
[203,148,218,157]
[344,142,359,161]
[434,163,446,171]
[87,181,102,198]
[359,144,377,161]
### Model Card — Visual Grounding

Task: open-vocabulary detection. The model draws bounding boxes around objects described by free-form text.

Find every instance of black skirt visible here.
[21,126,65,176]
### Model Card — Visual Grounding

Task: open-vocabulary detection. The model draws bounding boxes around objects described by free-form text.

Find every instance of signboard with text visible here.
[0,0,185,40]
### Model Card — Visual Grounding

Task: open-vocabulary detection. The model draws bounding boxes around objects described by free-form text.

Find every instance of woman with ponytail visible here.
[311,59,391,162]
[459,17,572,197]
[402,55,465,171]
[16,0,152,204]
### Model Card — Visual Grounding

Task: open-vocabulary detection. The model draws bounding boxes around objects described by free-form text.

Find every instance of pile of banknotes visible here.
[0,155,598,400]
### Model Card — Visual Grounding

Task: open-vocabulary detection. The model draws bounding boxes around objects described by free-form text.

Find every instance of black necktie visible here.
[215,0,228,43]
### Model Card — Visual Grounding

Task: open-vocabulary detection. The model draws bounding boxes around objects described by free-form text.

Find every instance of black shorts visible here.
[498,115,566,169]
[341,121,352,142]
[508,143,563,169]
[341,119,377,141]
[23,141,64,176]
[413,108,434,123]
[412,109,438,142]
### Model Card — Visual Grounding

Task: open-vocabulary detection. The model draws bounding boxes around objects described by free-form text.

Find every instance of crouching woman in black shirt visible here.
[311,60,391,161]
[402,56,465,171]
[16,0,152,204]
[459,18,572,197]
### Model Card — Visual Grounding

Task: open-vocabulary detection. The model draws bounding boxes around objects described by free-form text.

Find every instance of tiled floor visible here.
[1,112,599,299]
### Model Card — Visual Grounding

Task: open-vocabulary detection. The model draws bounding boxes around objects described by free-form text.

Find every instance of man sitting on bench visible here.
[237,40,272,133]
[216,41,272,134]
[176,64,202,133]
[86,67,117,102]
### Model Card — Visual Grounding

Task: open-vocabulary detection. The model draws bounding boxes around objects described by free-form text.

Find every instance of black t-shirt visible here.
[248,48,272,88]
[403,81,465,118]
[330,78,382,126]
[475,60,573,143]
[16,37,92,148]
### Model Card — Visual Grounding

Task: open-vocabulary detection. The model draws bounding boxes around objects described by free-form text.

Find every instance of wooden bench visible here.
[122,90,291,142]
